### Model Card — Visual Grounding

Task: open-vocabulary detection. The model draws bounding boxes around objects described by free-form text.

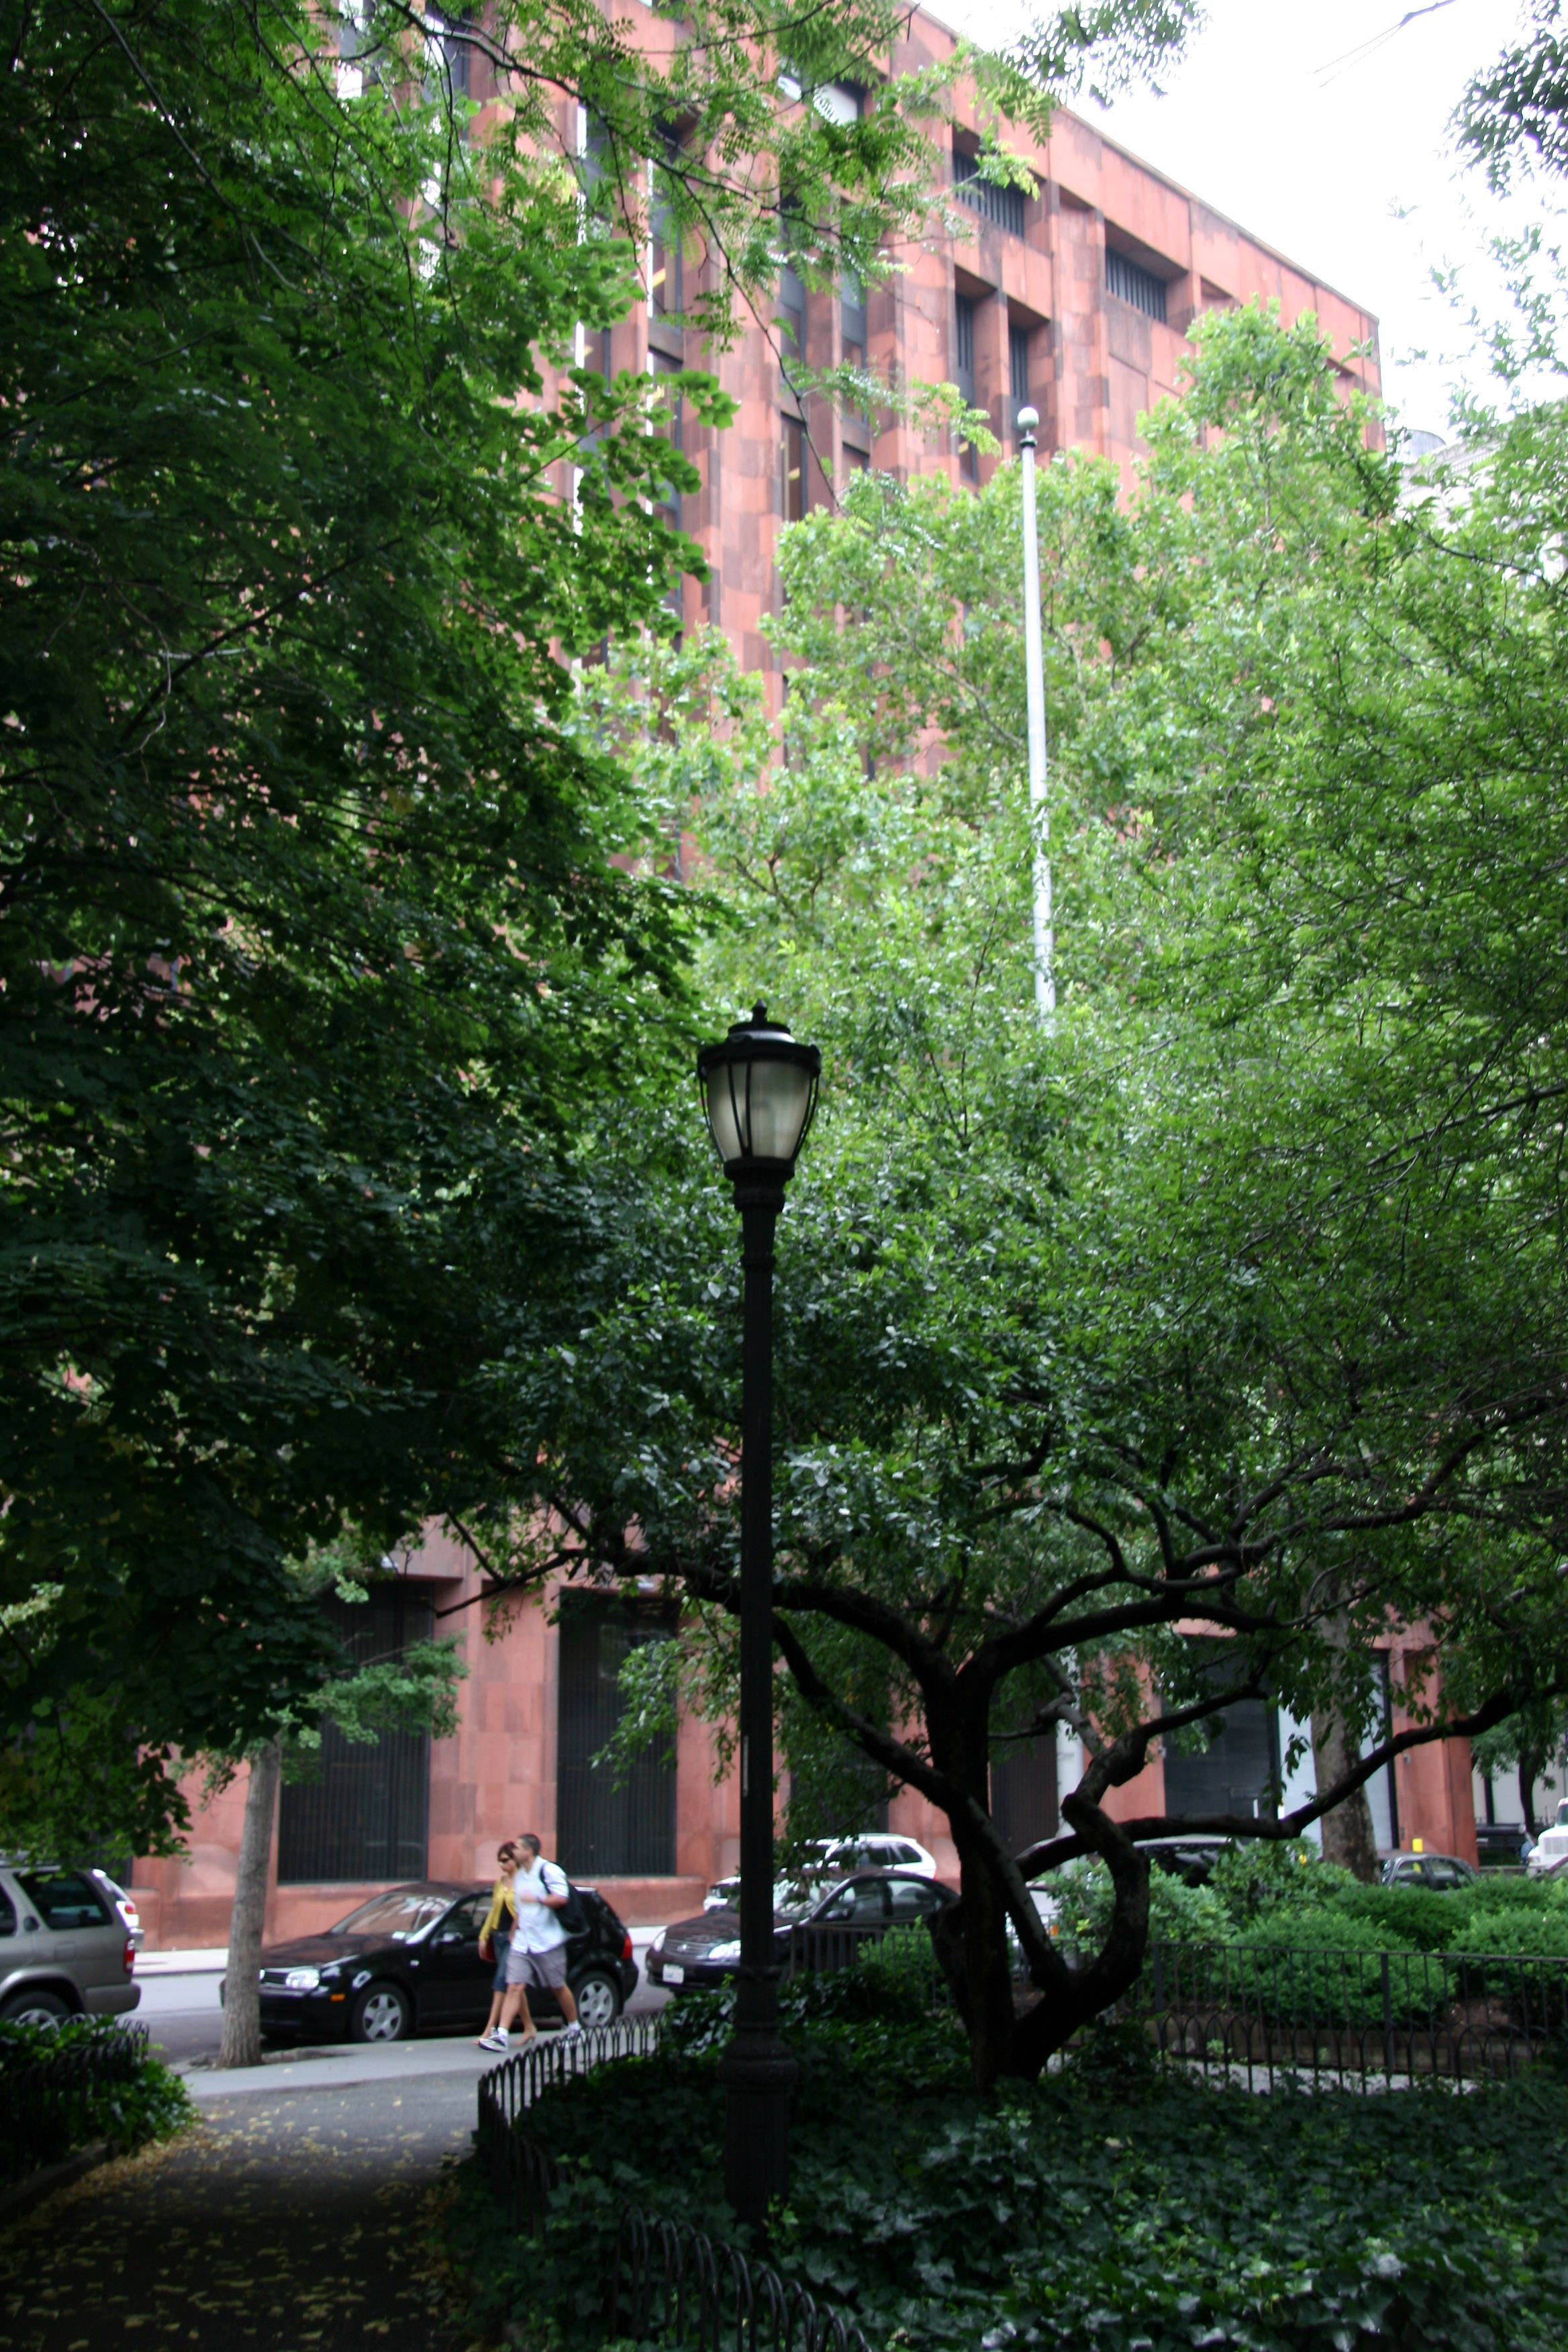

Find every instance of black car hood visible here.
[660,1909,788,1956]
[256,1932,404,1968]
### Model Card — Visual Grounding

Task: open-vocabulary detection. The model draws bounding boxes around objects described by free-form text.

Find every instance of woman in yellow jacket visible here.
[475,1843,532,2047]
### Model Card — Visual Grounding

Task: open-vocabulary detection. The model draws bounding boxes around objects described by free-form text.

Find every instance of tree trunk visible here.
[217,1739,281,2070]
[1311,1708,1380,1881]
[1520,1745,1549,1839]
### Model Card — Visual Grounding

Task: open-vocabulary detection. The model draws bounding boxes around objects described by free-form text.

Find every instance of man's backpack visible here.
[543,1859,590,1938]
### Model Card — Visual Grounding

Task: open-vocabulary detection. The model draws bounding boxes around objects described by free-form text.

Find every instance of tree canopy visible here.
[0,0,1204,1855]
[475,303,1568,2086]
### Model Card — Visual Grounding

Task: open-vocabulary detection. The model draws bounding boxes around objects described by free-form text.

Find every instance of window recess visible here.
[1106,246,1169,322]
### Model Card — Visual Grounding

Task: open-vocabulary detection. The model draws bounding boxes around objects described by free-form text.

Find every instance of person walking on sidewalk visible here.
[481,1832,580,2053]
[475,1843,522,2049]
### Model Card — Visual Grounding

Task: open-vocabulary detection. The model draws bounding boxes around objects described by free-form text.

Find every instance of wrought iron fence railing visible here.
[1121,1941,1568,2090]
[785,1918,1568,2089]
[0,2020,151,2186]
[610,2207,874,2352]
[476,2021,872,2348]
[476,2013,661,2184]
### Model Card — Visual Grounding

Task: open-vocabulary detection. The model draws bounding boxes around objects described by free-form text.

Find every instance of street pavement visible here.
[133,1928,669,2073]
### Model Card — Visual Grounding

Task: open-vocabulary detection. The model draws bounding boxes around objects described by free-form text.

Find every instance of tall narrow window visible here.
[426,11,472,108]
[782,415,807,522]
[277,1590,433,1885]
[779,264,805,381]
[651,351,683,523]
[991,1739,1059,1855]
[954,295,978,481]
[1160,1638,1281,1825]
[556,1596,677,1877]
[1009,322,1031,436]
[954,295,976,398]
[650,143,682,324]
[840,271,867,377]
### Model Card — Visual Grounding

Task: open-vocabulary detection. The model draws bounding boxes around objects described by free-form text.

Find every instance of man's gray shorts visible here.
[504,1941,568,1991]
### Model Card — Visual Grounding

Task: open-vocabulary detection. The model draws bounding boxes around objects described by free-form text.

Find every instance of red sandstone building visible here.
[132,10,1485,1953]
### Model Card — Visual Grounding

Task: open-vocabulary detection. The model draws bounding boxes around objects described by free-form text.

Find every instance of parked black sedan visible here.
[646,1869,956,1993]
[222,1880,638,2045]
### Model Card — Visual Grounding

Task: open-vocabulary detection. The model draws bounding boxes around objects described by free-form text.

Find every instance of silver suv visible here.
[0,1863,141,2029]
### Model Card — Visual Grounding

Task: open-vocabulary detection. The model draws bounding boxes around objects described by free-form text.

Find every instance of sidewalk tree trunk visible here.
[217,1741,281,2072]
[1310,1711,1381,1883]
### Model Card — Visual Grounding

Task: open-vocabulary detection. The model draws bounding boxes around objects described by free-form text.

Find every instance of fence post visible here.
[1381,1953,1394,2084]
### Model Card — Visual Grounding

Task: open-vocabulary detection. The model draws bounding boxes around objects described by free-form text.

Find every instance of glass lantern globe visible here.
[697,1004,821,1177]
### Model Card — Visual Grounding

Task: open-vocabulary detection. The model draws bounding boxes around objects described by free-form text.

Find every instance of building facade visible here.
[130,12,1477,1953]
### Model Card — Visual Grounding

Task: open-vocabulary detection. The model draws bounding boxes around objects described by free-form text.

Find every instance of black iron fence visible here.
[609,2208,873,2352]
[1122,1942,1568,2091]
[475,2020,871,2347]
[0,2021,150,2187]
[477,2014,660,2159]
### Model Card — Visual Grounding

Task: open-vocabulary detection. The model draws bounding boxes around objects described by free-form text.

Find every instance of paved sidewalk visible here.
[0,2073,475,2352]
[182,2031,532,2101]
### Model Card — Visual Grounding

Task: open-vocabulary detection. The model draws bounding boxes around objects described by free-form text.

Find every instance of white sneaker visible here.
[479,2030,507,2053]
[562,2021,583,2040]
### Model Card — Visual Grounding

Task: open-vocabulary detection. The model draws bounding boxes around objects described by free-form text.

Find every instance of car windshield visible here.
[329,1890,452,1940]
[772,1877,820,1921]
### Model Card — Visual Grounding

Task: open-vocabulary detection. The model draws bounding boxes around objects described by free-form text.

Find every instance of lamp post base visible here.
[719,2010,798,2229]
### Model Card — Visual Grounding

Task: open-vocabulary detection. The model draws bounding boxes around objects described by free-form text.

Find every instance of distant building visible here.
[134,10,1462,1955]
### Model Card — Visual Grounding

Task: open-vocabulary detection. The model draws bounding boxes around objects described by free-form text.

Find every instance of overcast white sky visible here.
[942,0,1559,434]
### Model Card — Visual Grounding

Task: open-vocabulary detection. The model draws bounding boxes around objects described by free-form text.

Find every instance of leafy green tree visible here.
[0,0,1203,1857]
[479,300,1568,2090]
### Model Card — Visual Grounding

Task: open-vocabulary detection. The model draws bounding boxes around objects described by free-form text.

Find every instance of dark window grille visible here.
[277,1590,432,1885]
[651,350,683,522]
[1106,247,1169,322]
[779,262,805,383]
[954,293,975,384]
[954,296,977,481]
[953,150,1026,238]
[991,1738,1058,1854]
[1160,1636,1280,1823]
[840,269,867,376]
[650,138,682,324]
[1008,321,1030,434]
[556,1597,677,1878]
[426,11,472,103]
[781,414,807,522]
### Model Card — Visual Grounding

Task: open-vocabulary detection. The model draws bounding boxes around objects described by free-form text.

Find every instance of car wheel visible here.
[349,1981,412,2044]
[571,1970,622,2032]
[1,1988,73,2030]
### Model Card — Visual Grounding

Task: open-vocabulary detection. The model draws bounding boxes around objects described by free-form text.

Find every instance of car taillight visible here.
[622,1932,633,1962]
[124,1938,136,1977]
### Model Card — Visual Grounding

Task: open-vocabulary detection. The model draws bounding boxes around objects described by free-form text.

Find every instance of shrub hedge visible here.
[0,2018,193,2185]
[448,1973,1568,2352]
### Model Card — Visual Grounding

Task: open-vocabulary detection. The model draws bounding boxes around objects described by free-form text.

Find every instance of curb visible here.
[0,2140,113,2228]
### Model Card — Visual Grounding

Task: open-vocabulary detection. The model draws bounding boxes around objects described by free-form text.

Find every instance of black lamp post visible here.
[696,1003,821,2229]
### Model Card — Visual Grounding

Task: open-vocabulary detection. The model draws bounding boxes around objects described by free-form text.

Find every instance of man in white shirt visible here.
[482,1832,581,2051]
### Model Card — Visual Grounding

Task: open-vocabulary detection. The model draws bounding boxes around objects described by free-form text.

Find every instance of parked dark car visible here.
[222,1880,637,2045]
[1379,1851,1479,1890]
[646,1870,957,1994]
[1142,1836,1234,1887]
[1475,1822,1533,1868]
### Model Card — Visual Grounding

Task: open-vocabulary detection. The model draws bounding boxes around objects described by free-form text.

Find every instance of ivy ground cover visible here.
[446,1974,1568,2352]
